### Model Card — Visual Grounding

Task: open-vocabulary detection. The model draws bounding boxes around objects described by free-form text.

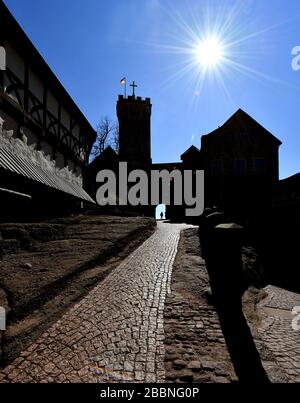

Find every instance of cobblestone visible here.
[163,228,236,383]
[256,285,300,383]
[0,223,188,383]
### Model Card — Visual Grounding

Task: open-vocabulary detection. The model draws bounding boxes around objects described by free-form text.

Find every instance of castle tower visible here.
[117,92,152,170]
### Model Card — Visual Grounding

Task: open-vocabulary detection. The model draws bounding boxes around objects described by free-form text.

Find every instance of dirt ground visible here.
[0,215,155,365]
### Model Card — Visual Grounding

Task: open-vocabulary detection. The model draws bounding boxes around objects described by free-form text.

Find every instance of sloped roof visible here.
[203,109,282,146]
[0,2,96,146]
[0,140,95,203]
[89,146,119,168]
[278,173,300,188]
[181,145,200,159]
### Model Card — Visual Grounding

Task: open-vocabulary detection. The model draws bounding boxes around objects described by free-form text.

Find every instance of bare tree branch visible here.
[91,116,118,158]
[112,124,119,154]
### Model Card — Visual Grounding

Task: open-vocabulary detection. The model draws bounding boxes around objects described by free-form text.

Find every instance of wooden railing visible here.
[1,67,88,164]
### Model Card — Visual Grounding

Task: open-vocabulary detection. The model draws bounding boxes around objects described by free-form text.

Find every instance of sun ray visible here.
[223,57,300,91]
[124,0,300,104]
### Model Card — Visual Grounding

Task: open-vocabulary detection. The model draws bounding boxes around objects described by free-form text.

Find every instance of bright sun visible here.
[196,37,225,68]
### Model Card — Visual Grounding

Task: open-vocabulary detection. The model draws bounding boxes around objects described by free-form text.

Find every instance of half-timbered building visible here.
[0,1,96,221]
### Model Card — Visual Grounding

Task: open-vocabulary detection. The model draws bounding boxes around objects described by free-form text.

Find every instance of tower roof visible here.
[202,108,282,146]
[118,95,151,104]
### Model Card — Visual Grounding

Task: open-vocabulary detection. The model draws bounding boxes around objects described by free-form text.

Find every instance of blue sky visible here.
[4,0,300,179]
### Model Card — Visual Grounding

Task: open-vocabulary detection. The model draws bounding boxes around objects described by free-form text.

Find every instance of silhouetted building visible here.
[273,173,300,210]
[117,94,152,170]
[86,93,282,221]
[255,172,300,288]
[181,145,201,169]
[153,147,202,221]
[84,146,119,202]
[0,2,96,221]
[200,109,282,221]
[85,93,154,216]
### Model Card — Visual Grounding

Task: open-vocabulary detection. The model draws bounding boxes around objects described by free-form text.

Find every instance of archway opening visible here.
[155,204,166,221]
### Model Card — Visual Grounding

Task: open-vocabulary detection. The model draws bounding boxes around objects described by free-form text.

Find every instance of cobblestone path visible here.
[257,285,300,383]
[0,223,189,383]
[163,228,236,383]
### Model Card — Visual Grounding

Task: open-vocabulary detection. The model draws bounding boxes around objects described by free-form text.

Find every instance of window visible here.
[233,159,246,175]
[253,158,266,174]
[211,160,223,176]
